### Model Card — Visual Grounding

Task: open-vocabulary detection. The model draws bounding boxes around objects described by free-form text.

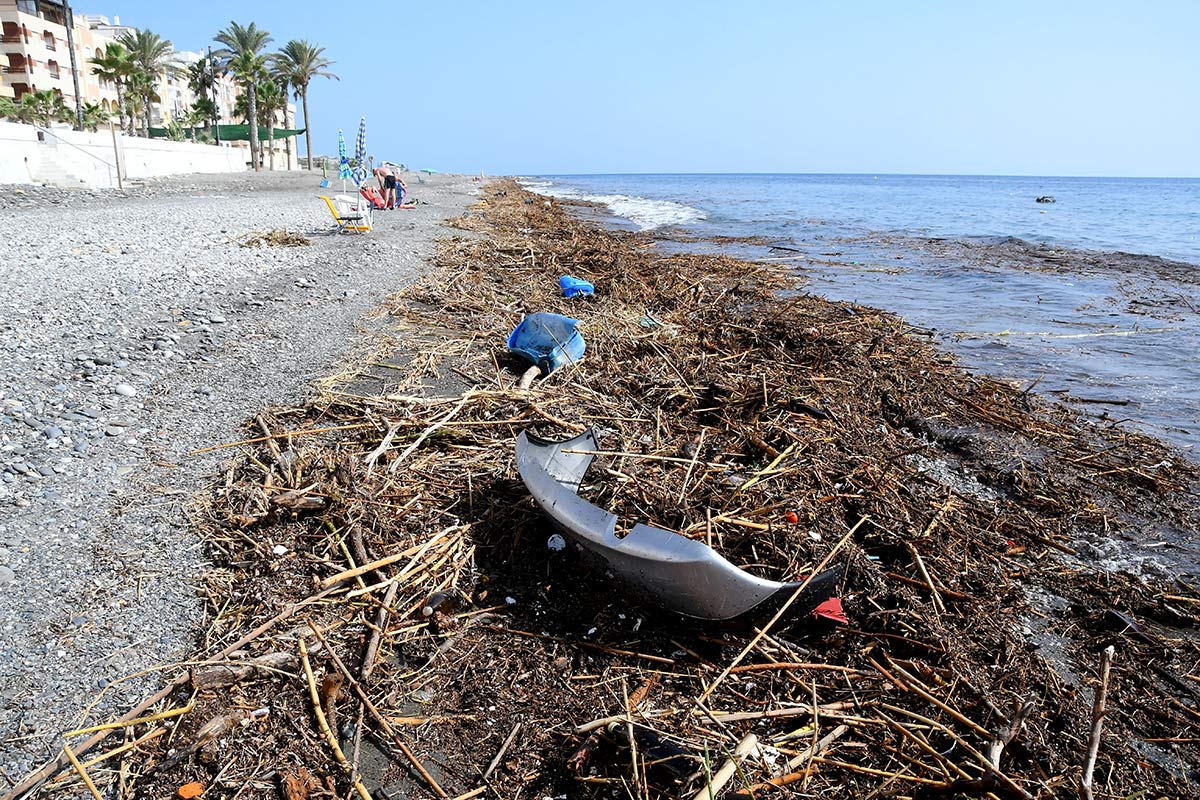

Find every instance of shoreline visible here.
[14,179,1198,798]
[528,178,1200,455]
[0,170,480,783]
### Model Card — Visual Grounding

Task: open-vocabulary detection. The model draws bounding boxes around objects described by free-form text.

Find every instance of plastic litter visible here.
[516,427,843,620]
[559,275,595,297]
[507,312,585,375]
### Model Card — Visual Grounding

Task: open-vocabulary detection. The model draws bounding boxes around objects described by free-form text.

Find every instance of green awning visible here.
[149,124,306,141]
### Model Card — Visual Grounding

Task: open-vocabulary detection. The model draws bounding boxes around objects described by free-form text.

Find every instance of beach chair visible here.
[319,195,371,233]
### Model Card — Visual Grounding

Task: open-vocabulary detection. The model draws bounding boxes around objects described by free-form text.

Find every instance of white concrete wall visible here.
[0,121,39,184]
[0,120,247,188]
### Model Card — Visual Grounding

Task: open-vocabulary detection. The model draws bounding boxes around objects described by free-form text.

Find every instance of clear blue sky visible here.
[86,0,1199,177]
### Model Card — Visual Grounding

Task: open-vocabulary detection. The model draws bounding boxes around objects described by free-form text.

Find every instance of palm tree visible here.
[80,101,108,132]
[255,78,286,170]
[186,56,220,132]
[116,29,179,136]
[0,96,14,121]
[271,39,337,170]
[89,42,133,134]
[213,21,272,171]
[189,96,217,137]
[123,69,159,136]
[13,90,68,127]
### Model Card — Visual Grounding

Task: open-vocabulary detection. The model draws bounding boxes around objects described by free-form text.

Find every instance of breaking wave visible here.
[518,178,705,231]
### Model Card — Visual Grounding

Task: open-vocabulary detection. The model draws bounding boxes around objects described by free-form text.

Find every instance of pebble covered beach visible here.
[0,171,477,779]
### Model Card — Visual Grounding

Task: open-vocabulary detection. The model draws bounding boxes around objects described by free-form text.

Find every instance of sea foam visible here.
[518,179,705,231]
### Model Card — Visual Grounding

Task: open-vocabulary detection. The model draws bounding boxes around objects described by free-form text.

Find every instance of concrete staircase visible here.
[30,154,87,188]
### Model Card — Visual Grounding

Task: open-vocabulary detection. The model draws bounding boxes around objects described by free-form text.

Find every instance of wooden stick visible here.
[809,756,945,785]
[906,542,946,615]
[880,703,1033,800]
[688,732,758,800]
[63,702,195,737]
[361,578,399,681]
[699,517,864,703]
[61,743,103,800]
[3,582,347,800]
[621,678,642,797]
[696,702,860,724]
[321,527,453,587]
[988,700,1036,770]
[677,429,706,502]
[729,662,870,676]
[733,724,848,796]
[187,422,376,454]
[482,722,521,782]
[563,448,729,469]
[574,712,666,734]
[787,722,847,771]
[389,391,475,474]
[886,661,991,738]
[517,364,541,390]
[877,713,972,780]
[50,729,166,779]
[306,621,451,799]
[364,418,405,470]
[1080,645,1115,800]
[298,638,372,800]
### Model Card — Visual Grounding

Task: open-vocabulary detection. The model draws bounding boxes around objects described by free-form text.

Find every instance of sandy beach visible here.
[0,171,478,781]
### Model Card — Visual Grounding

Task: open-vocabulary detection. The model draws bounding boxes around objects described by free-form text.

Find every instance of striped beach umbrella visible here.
[337,129,352,183]
[352,116,368,186]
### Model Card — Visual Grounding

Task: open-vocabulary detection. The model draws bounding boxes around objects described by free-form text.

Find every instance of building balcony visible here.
[3,64,31,74]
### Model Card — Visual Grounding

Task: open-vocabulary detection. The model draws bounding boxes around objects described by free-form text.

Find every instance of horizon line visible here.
[526,171,1200,180]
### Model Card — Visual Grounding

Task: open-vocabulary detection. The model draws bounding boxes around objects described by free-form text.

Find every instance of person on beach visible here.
[394,172,407,208]
[375,164,397,209]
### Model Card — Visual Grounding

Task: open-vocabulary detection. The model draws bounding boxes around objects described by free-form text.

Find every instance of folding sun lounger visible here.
[319,195,371,233]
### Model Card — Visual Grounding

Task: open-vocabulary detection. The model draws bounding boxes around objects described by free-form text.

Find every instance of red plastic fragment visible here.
[812,597,848,624]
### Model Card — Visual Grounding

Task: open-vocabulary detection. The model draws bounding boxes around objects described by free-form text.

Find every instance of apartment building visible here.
[0,0,118,113]
[3,2,301,167]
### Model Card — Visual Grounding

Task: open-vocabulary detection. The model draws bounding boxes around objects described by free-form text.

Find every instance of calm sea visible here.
[522,174,1200,454]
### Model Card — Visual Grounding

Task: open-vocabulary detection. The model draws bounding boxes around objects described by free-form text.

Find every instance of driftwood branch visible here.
[1080,645,1115,800]
[688,732,759,800]
[364,417,404,471]
[988,700,1036,770]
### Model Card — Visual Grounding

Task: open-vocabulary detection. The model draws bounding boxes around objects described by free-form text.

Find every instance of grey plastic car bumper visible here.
[516,428,842,621]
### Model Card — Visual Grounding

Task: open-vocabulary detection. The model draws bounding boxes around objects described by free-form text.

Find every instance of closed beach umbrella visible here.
[352,116,368,186]
[337,128,352,189]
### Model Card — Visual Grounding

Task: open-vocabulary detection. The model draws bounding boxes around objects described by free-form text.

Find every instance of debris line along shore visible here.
[17,180,1200,799]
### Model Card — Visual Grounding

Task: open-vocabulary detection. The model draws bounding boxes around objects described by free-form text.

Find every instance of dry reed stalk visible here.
[298,637,372,800]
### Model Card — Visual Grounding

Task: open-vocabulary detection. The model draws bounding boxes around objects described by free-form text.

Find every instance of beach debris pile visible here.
[239,228,312,248]
[22,181,1200,800]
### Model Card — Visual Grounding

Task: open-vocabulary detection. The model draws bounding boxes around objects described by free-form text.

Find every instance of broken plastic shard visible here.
[516,428,842,621]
